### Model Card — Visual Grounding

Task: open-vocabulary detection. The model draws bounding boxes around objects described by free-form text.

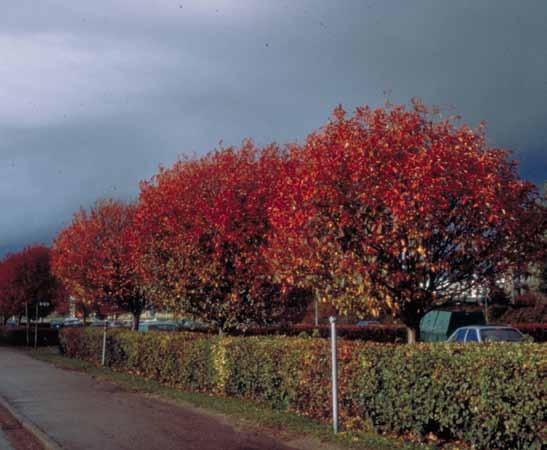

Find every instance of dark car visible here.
[49,319,65,329]
[138,320,181,332]
[107,320,128,328]
[148,321,180,332]
[178,319,209,331]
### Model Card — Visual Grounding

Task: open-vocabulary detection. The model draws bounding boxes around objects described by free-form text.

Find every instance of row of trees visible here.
[0,245,64,324]
[2,101,545,341]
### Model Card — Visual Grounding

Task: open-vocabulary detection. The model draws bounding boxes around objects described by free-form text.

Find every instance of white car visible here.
[62,317,83,328]
[447,325,525,343]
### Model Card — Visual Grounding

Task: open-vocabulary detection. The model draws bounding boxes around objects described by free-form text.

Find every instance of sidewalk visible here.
[0,347,295,450]
[0,430,12,450]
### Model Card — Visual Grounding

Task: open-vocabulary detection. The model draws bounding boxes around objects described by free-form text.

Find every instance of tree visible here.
[0,245,65,323]
[268,101,546,342]
[538,184,547,296]
[0,254,22,323]
[132,142,310,332]
[52,199,147,330]
[540,262,547,296]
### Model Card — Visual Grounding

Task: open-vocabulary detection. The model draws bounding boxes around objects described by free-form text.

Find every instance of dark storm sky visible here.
[1,0,546,257]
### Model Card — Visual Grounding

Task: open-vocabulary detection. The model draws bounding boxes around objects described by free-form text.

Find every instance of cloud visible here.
[0,0,546,257]
[0,31,208,127]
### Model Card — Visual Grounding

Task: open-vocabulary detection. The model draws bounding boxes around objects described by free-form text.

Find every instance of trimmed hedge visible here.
[236,323,407,342]
[60,328,546,449]
[512,323,547,342]
[0,326,59,346]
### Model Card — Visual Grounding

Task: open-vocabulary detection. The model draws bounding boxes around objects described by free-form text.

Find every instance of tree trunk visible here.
[25,303,30,346]
[483,298,489,324]
[406,326,419,344]
[132,310,141,331]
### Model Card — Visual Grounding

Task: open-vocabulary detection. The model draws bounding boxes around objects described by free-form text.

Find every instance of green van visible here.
[420,309,485,342]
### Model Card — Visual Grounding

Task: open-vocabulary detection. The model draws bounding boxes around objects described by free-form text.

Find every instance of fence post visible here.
[25,303,29,346]
[329,316,338,434]
[101,322,107,366]
[34,303,39,349]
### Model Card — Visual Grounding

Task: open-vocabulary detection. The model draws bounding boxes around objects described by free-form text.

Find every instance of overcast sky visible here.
[1,0,546,257]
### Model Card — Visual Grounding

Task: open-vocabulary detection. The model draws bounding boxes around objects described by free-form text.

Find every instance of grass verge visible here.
[27,347,442,450]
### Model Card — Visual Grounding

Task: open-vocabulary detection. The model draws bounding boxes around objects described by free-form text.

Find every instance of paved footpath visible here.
[0,347,296,450]
[0,430,12,450]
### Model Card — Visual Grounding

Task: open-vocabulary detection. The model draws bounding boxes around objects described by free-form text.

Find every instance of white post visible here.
[34,303,39,349]
[101,322,107,366]
[329,316,338,434]
[25,303,29,346]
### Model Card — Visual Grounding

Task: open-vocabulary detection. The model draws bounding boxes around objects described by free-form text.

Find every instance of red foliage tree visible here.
[52,199,146,329]
[132,142,310,332]
[268,101,546,342]
[0,254,22,323]
[0,245,65,323]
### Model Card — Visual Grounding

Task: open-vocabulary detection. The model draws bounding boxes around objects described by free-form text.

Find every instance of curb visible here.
[0,395,63,450]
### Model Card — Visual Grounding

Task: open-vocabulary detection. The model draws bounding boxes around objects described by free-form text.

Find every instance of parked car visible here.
[356,320,380,327]
[420,309,486,342]
[49,319,65,329]
[138,320,182,332]
[178,319,209,331]
[148,321,180,332]
[107,320,128,328]
[447,325,525,343]
[63,317,83,327]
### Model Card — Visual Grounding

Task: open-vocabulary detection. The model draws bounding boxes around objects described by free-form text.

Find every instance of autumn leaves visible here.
[0,245,64,323]
[5,102,544,334]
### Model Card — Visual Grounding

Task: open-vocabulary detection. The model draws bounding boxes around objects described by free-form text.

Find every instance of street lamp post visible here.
[101,321,107,366]
[34,302,39,348]
[25,303,29,345]
[33,301,51,348]
[329,316,338,434]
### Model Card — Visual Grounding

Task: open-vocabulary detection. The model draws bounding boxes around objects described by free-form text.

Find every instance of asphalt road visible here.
[0,347,296,450]
[0,431,12,450]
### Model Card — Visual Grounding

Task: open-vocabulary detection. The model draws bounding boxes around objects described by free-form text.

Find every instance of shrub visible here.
[235,323,407,343]
[59,328,546,450]
[496,294,547,323]
[513,293,543,307]
[0,326,59,346]
[512,323,547,342]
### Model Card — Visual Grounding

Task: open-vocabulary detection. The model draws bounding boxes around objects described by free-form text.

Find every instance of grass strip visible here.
[28,348,440,450]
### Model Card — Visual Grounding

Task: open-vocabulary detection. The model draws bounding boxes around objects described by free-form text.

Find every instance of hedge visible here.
[512,323,547,343]
[60,328,546,450]
[0,326,59,346]
[236,323,407,342]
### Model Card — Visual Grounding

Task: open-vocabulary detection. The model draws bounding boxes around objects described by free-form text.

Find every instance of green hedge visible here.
[235,323,407,342]
[60,328,546,449]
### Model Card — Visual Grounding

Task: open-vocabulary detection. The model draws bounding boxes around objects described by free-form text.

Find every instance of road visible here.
[0,347,296,450]
[0,430,12,450]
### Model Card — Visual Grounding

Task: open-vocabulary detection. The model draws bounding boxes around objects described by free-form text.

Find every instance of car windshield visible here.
[480,328,523,342]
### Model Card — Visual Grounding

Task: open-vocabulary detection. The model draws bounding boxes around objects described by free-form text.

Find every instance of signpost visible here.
[329,316,338,434]
[101,321,107,366]
[34,301,51,348]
